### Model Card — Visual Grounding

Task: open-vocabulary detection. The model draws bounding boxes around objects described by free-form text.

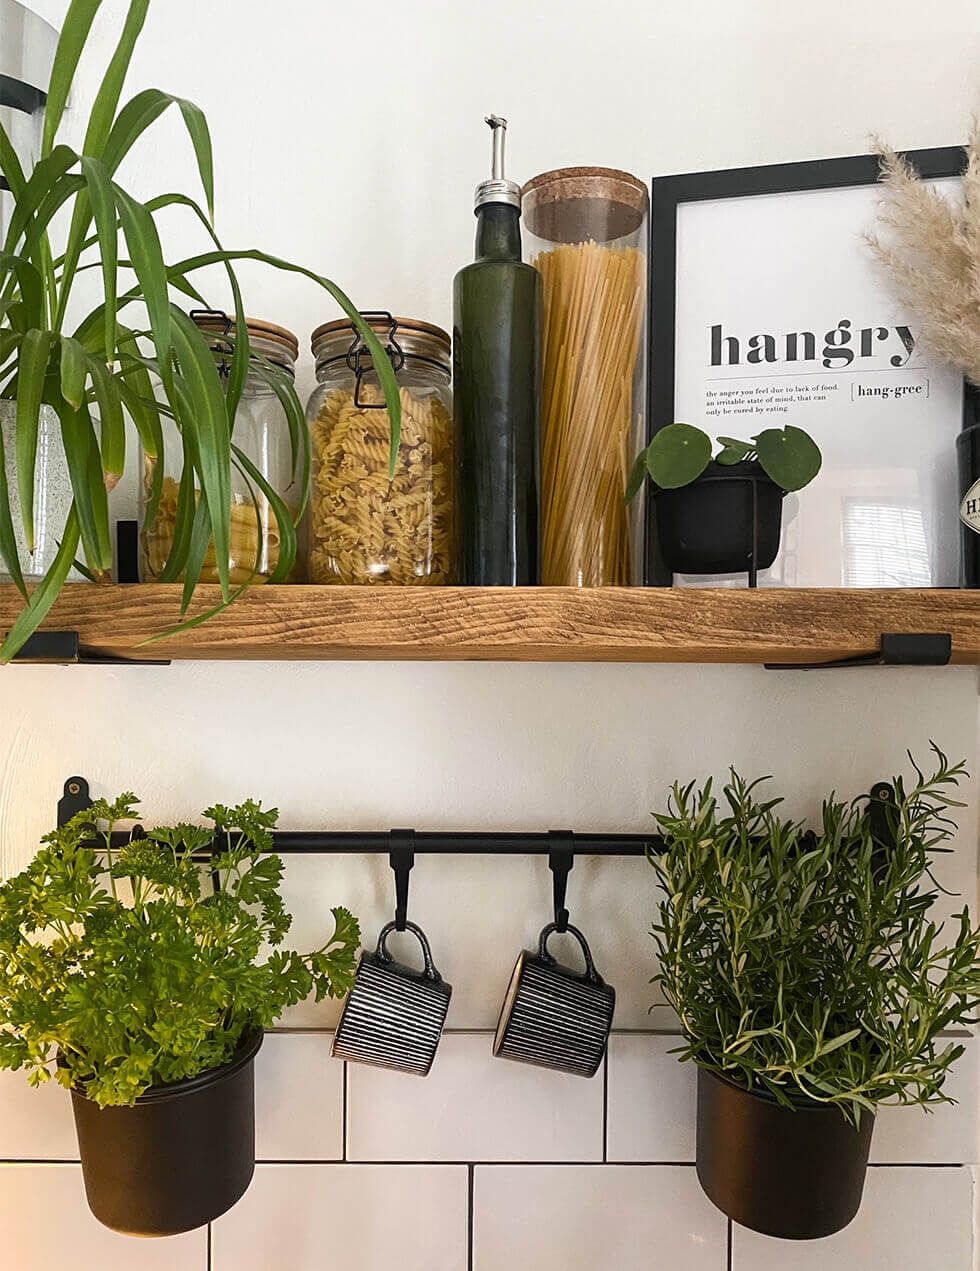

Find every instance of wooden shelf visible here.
[0,585,976,665]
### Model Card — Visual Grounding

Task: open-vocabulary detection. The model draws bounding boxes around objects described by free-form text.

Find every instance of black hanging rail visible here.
[56,775,898,932]
[57,777,660,854]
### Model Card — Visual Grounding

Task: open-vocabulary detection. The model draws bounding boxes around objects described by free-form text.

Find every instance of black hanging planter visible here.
[695,1068,874,1240]
[654,461,785,583]
[69,1029,263,1237]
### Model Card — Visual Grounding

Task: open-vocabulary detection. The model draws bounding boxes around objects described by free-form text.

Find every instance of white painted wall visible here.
[2,2,980,1268]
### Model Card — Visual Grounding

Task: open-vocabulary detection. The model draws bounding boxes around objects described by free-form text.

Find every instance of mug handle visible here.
[538,922,604,986]
[376,920,442,983]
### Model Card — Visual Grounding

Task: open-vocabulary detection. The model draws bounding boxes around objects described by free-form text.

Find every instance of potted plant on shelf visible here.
[0,0,401,662]
[648,748,980,1241]
[0,792,360,1237]
[628,423,822,579]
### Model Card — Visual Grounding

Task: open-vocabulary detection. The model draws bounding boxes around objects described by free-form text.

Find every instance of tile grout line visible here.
[727,1219,733,1271]
[342,1061,348,1162]
[467,1163,475,1271]
[602,1048,609,1163]
[207,1221,212,1271]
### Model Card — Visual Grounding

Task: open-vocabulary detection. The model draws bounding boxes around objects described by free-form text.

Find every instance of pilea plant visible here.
[0,794,360,1107]
[649,747,980,1123]
[628,422,822,497]
[0,0,401,661]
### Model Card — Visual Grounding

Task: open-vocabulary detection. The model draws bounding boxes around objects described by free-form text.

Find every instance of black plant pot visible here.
[70,1029,263,1236]
[654,461,784,580]
[695,1068,874,1240]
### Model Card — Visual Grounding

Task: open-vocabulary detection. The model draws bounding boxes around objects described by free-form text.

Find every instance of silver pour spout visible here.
[486,114,507,180]
[474,113,521,210]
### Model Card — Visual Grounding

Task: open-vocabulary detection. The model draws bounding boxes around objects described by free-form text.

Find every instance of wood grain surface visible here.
[0,585,976,665]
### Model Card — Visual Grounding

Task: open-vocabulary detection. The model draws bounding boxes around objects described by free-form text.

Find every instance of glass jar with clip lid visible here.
[139,309,302,584]
[306,311,455,585]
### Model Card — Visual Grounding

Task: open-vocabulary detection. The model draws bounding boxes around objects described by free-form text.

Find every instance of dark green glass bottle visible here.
[453,116,540,585]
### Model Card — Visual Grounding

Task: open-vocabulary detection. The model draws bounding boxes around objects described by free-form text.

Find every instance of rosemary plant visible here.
[0,0,401,660]
[0,794,360,1107]
[649,748,980,1122]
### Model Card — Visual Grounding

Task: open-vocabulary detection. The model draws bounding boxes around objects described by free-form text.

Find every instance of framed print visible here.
[648,147,968,588]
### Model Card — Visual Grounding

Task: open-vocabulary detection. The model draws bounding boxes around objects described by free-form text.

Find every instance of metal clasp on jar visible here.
[345,311,405,409]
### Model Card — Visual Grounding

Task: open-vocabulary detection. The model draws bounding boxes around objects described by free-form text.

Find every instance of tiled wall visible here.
[0,1029,975,1270]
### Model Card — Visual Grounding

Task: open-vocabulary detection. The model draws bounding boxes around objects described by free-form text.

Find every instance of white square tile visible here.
[871,1035,978,1164]
[0,1164,206,1270]
[211,1164,467,1271]
[606,1033,696,1162]
[473,1165,727,1271]
[733,1166,975,1271]
[347,1031,603,1162]
[0,1067,78,1159]
[255,1032,343,1161]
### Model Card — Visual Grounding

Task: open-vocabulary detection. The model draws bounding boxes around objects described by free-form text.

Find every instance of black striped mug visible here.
[332,921,452,1077]
[493,922,615,1078]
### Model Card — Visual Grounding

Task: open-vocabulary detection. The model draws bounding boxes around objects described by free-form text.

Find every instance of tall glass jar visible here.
[306,313,455,584]
[139,314,300,584]
[523,167,649,586]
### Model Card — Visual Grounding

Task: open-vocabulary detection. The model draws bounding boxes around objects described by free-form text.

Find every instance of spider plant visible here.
[0,0,401,661]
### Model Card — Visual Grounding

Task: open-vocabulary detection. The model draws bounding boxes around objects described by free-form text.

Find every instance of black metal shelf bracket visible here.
[764,632,952,672]
[11,631,170,667]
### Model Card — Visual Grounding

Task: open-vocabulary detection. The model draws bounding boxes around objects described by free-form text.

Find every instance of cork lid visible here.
[192,312,300,363]
[311,315,450,366]
[522,166,649,245]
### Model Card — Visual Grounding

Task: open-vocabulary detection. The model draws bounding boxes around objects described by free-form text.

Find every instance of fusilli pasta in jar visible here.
[306,315,455,585]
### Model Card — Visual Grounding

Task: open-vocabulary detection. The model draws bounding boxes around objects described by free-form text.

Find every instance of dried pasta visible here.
[308,383,454,584]
[537,241,645,586]
[140,462,283,584]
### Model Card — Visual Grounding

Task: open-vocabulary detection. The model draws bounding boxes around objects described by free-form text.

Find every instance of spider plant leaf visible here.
[0,253,43,331]
[101,87,171,174]
[81,0,151,158]
[252,357,310,517]
[0,118,27,198]
[232,441,297,584]
[78,158,117,355]
[85,353,125,480]
[15,329,55,551]
[113,185,173,398]
[179,494,213,616]
[152,192,247,415]
[55,399,111,573]
[137,577,251,648]
[0,506,81,663]
[115,364,162,460]
[102,89,213,218]
[171,248,402,473]
[3,146,77,256]
[156,441,196,580]
[169,311,231,598]
[41,0,103,158]
[175,98,214,223]
[0,414,27,598]
[59,333,88,410]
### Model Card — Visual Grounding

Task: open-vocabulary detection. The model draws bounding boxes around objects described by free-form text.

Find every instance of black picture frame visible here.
[645,146,968,584]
